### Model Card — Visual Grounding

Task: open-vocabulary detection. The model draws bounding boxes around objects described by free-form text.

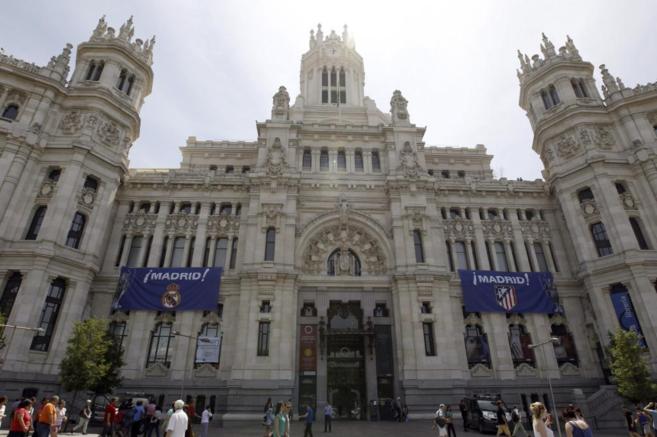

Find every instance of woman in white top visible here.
[530,402,554,437]
[56,400,67,432]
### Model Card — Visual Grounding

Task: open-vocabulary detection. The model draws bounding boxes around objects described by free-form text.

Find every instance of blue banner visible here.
[459,270,558,313]
[114,267,222,311]
[610,284,647,348]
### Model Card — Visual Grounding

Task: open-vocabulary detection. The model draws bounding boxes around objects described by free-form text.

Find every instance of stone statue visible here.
[92,15,107,39]
[271,86,290,120]
[390,90,410,125]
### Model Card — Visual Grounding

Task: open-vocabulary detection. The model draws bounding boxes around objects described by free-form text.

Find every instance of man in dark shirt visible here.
[459,399,468,431]
[496,400,511,437]
[300,403,315,437]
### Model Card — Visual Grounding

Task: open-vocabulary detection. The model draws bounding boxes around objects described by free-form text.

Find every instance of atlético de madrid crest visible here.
[495,285,518,311]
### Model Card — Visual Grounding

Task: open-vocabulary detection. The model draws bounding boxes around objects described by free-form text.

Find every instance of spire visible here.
[517,49,530,73]
[565,35,580,59]
[599,64,619,96]
[118,15,135,42]
[84,16,155,66]
[309,29,316,49]
[91,15,107,40]
[316,23,323,42]
[540,32,556,58]
[342,25,348,43]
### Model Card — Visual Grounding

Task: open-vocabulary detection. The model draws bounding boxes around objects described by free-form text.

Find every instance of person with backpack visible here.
[72,400,92,435]
[510,406,528,437]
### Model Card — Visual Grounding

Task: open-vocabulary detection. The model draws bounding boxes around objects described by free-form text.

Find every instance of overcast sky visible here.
[3,1,656,179]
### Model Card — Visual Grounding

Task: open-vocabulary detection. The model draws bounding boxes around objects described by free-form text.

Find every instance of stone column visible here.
[182,235,192,267]
[487,240,498,270]
[628,275,657,368]
[465,238,475,269]
[526,239,539,272]
[448,238,457,271]
[329,150,337,172]
[146,202,171,267]
[163,234,175,267]
[503,239,516,272]
[119,234,134,267]
[542,240,557,273]
[102,202,131,271]
[364,150,372,173]
[40,154,84,242]
[137,232,151,267]
[311,150,320,172]
[346,150,355,173]
[191,203,211,267]
[0,142,31,225]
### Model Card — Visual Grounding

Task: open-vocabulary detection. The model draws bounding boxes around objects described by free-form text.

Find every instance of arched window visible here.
[213,238,229,268]
[25,206,47,240]
[551,323,579,366]
[330,67,337,103]
[494,241,509,271]
[629,217,650,250]
[508,323,535,367]
[47,168,61,183]
[577,187,594,203]
[533,242,549,272]
[219,203,232,215]
[146,322,175,367]
[590,222,613,256]
[126,75,135,95]
[337,149,346,170]
[117,69,127,91]
[229,237,238,269]
[195,323,221,367]
[84,175,99,191]
[571,78,588,98]
[320,148,329,171]
[31,277,67,352]
[371,150,381,172]
[464,324,491,368]
[302,148,312,170]
[540,90,551,109]
[170,237,186,267]
[0,271,22,318]
[65,212,86,249]
[235,203,242,216]
[92,61,105,81]
[85,61,97,80]
[126,236,143,267]
[321,67,329,103]
[327,249,361,276]
[354,150,364,171]
[413,229,425,263]
[339,67,346,104]
[2,104,19,121]
[264,227,276,261]
[548,85,560,105]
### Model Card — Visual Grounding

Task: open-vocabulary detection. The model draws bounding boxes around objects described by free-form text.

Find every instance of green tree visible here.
[60,319,112,396]
[90,330,125,395]
[608,329,657,403]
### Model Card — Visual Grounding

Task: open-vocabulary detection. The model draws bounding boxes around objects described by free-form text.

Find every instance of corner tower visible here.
[299,24,365,106]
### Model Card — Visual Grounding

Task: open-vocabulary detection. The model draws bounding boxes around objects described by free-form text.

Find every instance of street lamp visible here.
[0,324,45,362]
[529,337,562,437]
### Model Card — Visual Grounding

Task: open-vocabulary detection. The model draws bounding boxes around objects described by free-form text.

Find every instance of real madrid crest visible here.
[161,283,181,309]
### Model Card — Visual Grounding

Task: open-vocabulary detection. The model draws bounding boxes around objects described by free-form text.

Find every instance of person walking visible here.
[36,395,59,437]
[146,405,162,437]
[459,399,468,431]
[55,400,66,434]
[9,399,32,437]
[444,404,456,437]
[624,409,641,437]
[72,400,92,435]
[262,399,274,437]
[131,401,145,437]
[0,396,7,429]
[101,398,118,437]
[433,404,448,437]
[510,406,528,437]
[530,402,554,437]
[200,406,212,437]
[496,400,511,437]
[323,402,333,433]
[273,402,288,437]
[636,407,653,437]
[300,403,315,437]
[165,401,187,437]
[563,409,593,437]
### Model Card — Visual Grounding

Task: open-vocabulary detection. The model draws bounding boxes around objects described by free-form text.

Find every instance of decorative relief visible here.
[59,111,83,134]
[398,141,423,178]
[519,220,551,240]
[165,213,198,234]
[579,199,599,219]
[540,146,555,165]
[77,187,98,209]
[260,203,284,231]
[97,121,121,146]
[515,362,538,377]
[555,134,581,159]
[6,89,27,105]
[264,137,288,176]
[194,363,218,378]
[58,110,125,148]
[390,90,409,120]
[559,362,581,376]
[144,362,170,377]
[123,212,157,234]
[481,219,513,240]
[593,126,615,149]
[207,214,240,237]
[619,192,638,211]
[444,218,475,240]
[37,181,57,201]
[404,206,427,234]
[302,223,386,275]
[470,363,494,378]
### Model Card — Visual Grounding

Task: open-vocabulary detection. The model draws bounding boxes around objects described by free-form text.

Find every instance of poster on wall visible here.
[195,336,222,364]
[113,267,222,311]
[610,284,647,348]
[299,324,317,372]
[459,270,558,313]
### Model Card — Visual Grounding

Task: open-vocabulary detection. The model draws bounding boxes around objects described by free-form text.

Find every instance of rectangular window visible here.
[146,323,174,367]
[264,228,276,261]
[170,237,186,267]
[339,90,346,104]
[257,321,270,356]
[126,236,143,267]
[214,238,228,268]
[302,149,312,170]
[494,242,509,271]
[355,151,364,171]
[413,230,425,263]
[629,217,650,250]
[321,90,328,104]
[591,222,613,256]
[320,150,329,171]
[229,238,238,269]
[455,241,468,270]
[31,278,66,352]
[371,151,381,172]
[109,321,127,350]
[337,150,346,170]
[533,242,549,272]
[330,90,338,104]
[422,322,436,356]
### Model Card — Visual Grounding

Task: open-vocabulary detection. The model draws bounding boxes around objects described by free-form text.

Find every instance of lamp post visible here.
[529,337,562,437]
[0,324,45,359]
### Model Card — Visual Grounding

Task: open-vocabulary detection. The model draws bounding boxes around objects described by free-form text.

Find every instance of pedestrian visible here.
[273,402,288,437]
[433,404,448,437]
[323,402,333,433]
[131,401,145,437]
[101,398,118,437]
[444,404,456,437]
[402,401,409,423]
[165,401,187,437]
[287,399,294,421]
[563,408,593,437]
[36,395,58,437]
[300,403,314,437]
[55,400,66,433]
[530,402,554,437]
[9,399,32,437]
[199,405,212,437]
[459,399,468,431]
[636,406,653,437]
[392,397,402,422]
[32,398,46,437]
[644,403,657,436]
[262,399,274,437]
[146,405,161,437]
[72,400,92,435]
[496,400,511,437]
[510,406,528,437]
[285,401,293,436]
[625,409,641,437]
[1,396,7,429]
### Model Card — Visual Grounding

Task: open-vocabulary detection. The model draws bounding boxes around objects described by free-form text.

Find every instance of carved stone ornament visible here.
[59,111,83,134]
[559,362,581,376]
[123,212,157,234]
[579,199,599,218]
[271,86,290,119]
[515,362,537,377]
[593,126,615,149]
[97,121,121,146]
[470,363,494,378]
[398,142,422,178]
[579,128,592,145]
[37,181,56,200]
[165,213,198,234]
[444,218,475,240]
[207,214,240,237]
[555,134,581,159]
[620,192,638,210]
[481,220,513,239]
[390,90,409,120]
[303,223,387,275]
[264,138,288,176]
[144,362,170,377]
[540,146,555,165]
[405,206,427,233]
[520,220,551,240]
[194,363,218,378]
[260,203,283,231]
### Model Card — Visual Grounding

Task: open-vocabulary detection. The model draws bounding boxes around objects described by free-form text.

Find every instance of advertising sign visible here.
[114,267,222,311]
[459,270,558,313]
[299,324,317,372]
[195,336,222,364]
[610,284,647,348]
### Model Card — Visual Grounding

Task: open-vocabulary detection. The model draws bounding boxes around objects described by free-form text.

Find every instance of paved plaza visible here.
[0,421,623,437]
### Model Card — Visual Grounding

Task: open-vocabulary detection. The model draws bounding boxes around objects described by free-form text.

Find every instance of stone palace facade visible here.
[1,18,657,419]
